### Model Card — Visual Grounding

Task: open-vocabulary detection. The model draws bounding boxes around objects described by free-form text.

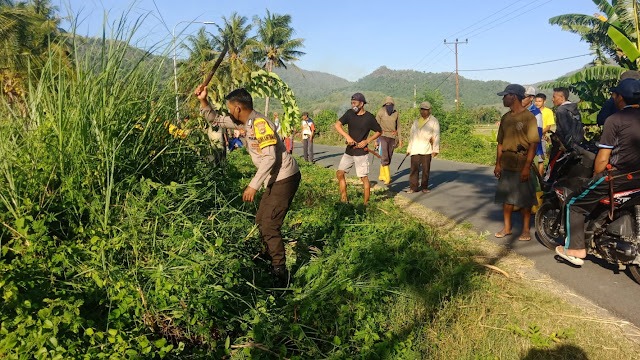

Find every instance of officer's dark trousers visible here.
[255,172,301,266]
[566,170,640,250]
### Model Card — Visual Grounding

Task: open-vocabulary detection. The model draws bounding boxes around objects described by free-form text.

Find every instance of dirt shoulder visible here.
[390,191,640,358]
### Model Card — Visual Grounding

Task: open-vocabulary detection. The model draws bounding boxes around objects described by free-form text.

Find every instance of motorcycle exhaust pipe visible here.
[636,205,640,242]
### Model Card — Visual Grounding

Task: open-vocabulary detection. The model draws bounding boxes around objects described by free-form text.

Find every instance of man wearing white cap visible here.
[523,86,545,176]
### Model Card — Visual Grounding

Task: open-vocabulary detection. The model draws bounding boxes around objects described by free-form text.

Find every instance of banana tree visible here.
[545,0,640,122]
[541,65,626,123]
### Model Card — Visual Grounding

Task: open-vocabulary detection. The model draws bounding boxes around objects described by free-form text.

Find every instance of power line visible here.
[409,0,533,70]
[432,72,455,91]
[418,46,450,71]
[444,0,529,40]
[463,0,553,39]
[458,53,591,72]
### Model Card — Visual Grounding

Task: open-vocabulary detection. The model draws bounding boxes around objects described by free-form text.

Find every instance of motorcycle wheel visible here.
[535,201,565,250]
[629,266,640,285]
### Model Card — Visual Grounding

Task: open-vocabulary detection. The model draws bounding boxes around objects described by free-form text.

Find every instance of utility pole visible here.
[443,38,468,110]
[413,84,417,108]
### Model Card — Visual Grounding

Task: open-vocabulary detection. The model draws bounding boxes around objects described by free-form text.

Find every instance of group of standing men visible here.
[334,93,441,204]
[493,73,640,268]
[494,83,581,242]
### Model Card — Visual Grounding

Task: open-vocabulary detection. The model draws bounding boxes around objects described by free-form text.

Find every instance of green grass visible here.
[2,16,639,360]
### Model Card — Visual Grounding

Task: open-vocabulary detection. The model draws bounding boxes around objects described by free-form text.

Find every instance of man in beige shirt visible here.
[406,101,439,193]
[195,85,300,285]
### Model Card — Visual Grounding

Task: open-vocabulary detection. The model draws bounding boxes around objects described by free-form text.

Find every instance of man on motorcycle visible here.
[557,78,640,265]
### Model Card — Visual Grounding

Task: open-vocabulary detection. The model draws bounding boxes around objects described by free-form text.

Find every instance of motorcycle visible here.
[535,136,640,284]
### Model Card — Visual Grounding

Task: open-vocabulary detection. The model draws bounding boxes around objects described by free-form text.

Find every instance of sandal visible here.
[518,234,531,241]
[494,231,512,238]
[555,246,584,266]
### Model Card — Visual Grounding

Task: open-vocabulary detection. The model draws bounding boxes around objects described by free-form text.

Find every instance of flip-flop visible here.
[518,234,531,241]
[494,231,512,238]
[555,246,584,266]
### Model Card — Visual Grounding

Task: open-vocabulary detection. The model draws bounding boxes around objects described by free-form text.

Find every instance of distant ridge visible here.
[275,65,511,112]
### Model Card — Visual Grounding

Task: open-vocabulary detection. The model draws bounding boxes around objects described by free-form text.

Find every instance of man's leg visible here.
[564,173,611,258]
[362,176,370,205]
[337,170,348,203]
[421,154,432,191]
[309,138,314,162]
[380,137,392,166]
[386,137,395,163]
[256,173,301,284]
[381,137,394,184]
[409,155,420,192]
[303,138,309,162]
[501,203,514,235]
[520,206,532,240]
[337,154,354,203]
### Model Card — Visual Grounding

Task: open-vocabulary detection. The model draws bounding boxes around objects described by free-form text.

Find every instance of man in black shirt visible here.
[557,78,640,265]
[334,93,382,205]
[550,87,584,161]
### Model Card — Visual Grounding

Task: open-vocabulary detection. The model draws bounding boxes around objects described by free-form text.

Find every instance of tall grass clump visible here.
[0,15,264,358]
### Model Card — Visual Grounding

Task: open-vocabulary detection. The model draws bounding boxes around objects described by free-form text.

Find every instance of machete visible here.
[344,141,382,159]
[396,153,409,173]
[200,42,229,88]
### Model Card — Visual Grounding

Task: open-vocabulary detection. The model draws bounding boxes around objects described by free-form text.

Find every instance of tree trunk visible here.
[264,60,272,115]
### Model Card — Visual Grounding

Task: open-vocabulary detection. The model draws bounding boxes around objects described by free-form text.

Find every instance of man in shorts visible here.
[494,84,540,241]
[334,92,382,205]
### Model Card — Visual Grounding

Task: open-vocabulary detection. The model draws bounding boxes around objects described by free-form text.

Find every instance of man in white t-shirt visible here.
[301,112,315,163]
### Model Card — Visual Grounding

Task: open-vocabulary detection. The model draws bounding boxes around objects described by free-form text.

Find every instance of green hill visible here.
[275,65,511,113]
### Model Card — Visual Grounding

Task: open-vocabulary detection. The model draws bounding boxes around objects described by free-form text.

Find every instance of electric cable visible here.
[458,53,591,72]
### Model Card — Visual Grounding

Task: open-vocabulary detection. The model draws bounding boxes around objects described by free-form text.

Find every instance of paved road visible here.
[293,142,640,327]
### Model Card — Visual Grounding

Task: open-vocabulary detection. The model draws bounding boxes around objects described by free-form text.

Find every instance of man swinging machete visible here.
[194,81,300,288]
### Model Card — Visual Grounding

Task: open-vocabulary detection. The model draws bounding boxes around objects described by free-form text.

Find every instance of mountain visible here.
[274,66,511,113]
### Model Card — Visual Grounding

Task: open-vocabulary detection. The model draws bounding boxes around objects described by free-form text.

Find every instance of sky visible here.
[58,0,601,85]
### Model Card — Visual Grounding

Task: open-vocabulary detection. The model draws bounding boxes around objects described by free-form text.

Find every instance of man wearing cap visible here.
[494,84,540,241]
[597,70,640,126]
[406,101,439,193]
[334,92,382,205]
[375,96,402,184]
[195,85,300,286]
[550,87,583,161]
[556,78,640,265]
[522,86,545,176]
[301,112,315,163]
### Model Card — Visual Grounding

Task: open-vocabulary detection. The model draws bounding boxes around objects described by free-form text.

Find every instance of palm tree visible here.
[212,12,255,91]
[0,0,62,105]
[251,9,305,115]
[178,27,219,112]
